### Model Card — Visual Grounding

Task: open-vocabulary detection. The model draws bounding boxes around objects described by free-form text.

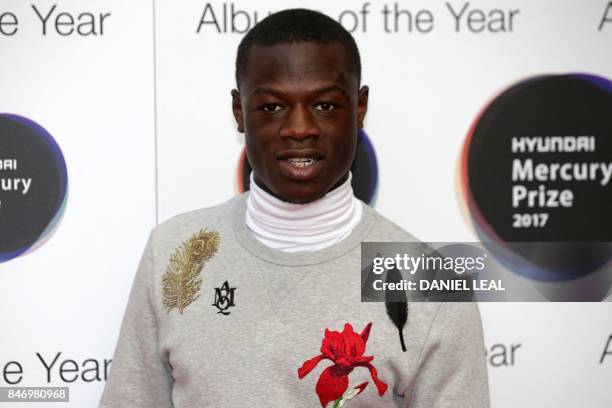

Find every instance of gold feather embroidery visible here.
[162,229,220,314]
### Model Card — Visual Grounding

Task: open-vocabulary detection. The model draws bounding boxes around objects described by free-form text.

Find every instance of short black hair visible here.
[235,8,361,88]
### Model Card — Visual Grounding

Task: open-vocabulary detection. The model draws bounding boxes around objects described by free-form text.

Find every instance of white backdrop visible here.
[1,0,612,406]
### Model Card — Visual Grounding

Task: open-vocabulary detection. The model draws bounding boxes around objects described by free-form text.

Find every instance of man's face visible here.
[232,42,369,203]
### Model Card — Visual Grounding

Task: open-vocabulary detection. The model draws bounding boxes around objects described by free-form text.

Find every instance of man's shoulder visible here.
[365,202,423,243]
[148,193,244,245]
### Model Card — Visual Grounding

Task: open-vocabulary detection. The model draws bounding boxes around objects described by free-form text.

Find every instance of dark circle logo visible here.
[460,74,612,282]
[0,114,68,262]
[236,129,379,205]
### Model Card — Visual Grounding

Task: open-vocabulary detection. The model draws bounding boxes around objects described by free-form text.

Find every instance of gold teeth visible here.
[287,158,315,167]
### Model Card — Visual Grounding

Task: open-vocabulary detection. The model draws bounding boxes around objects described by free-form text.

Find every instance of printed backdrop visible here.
[1,0,612,406]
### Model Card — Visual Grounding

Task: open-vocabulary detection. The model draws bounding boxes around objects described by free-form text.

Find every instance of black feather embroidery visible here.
[385,266,408,352]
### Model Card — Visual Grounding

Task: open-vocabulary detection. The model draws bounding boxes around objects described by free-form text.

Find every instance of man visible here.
[100,8,489,408]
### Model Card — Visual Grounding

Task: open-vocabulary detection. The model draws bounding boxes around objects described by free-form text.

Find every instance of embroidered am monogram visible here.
[162,228,220,314]
[212,280,236,315]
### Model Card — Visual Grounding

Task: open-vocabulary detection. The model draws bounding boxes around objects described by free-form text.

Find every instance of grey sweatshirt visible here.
[99,193,490,407]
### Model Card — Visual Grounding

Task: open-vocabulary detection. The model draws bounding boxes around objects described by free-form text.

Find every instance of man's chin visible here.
[270,184,329,204]
[253,174,332,204]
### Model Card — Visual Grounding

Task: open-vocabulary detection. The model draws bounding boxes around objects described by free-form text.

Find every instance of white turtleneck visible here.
[245,171,363,252]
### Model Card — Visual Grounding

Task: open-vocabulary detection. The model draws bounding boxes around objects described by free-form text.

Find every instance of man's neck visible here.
[245,171,362,252]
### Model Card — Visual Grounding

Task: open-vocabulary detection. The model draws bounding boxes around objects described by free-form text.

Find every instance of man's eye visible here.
[262,104,282,112]
[314,102,335,111]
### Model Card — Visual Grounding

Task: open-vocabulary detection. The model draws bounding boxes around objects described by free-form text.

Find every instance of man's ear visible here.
[357,85,369,129]
[231,89,245,133]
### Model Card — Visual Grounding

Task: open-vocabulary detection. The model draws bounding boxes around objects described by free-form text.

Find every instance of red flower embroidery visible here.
[298,322,388,407]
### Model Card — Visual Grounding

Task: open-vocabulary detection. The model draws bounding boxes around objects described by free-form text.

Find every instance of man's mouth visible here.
[276,149,325,180]
[285,157,318,168]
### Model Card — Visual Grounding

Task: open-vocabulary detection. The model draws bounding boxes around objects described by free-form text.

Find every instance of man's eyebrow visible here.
[250,85,351,99]
[312,85,351,99]
[251,87,284,97]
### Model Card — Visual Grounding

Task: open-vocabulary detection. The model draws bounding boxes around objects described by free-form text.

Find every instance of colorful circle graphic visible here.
[0,114,68,263]
[460,74,612,282]
[236,129,379,205]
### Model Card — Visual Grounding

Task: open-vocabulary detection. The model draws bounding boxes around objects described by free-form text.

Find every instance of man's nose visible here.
[279,104,319,141]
